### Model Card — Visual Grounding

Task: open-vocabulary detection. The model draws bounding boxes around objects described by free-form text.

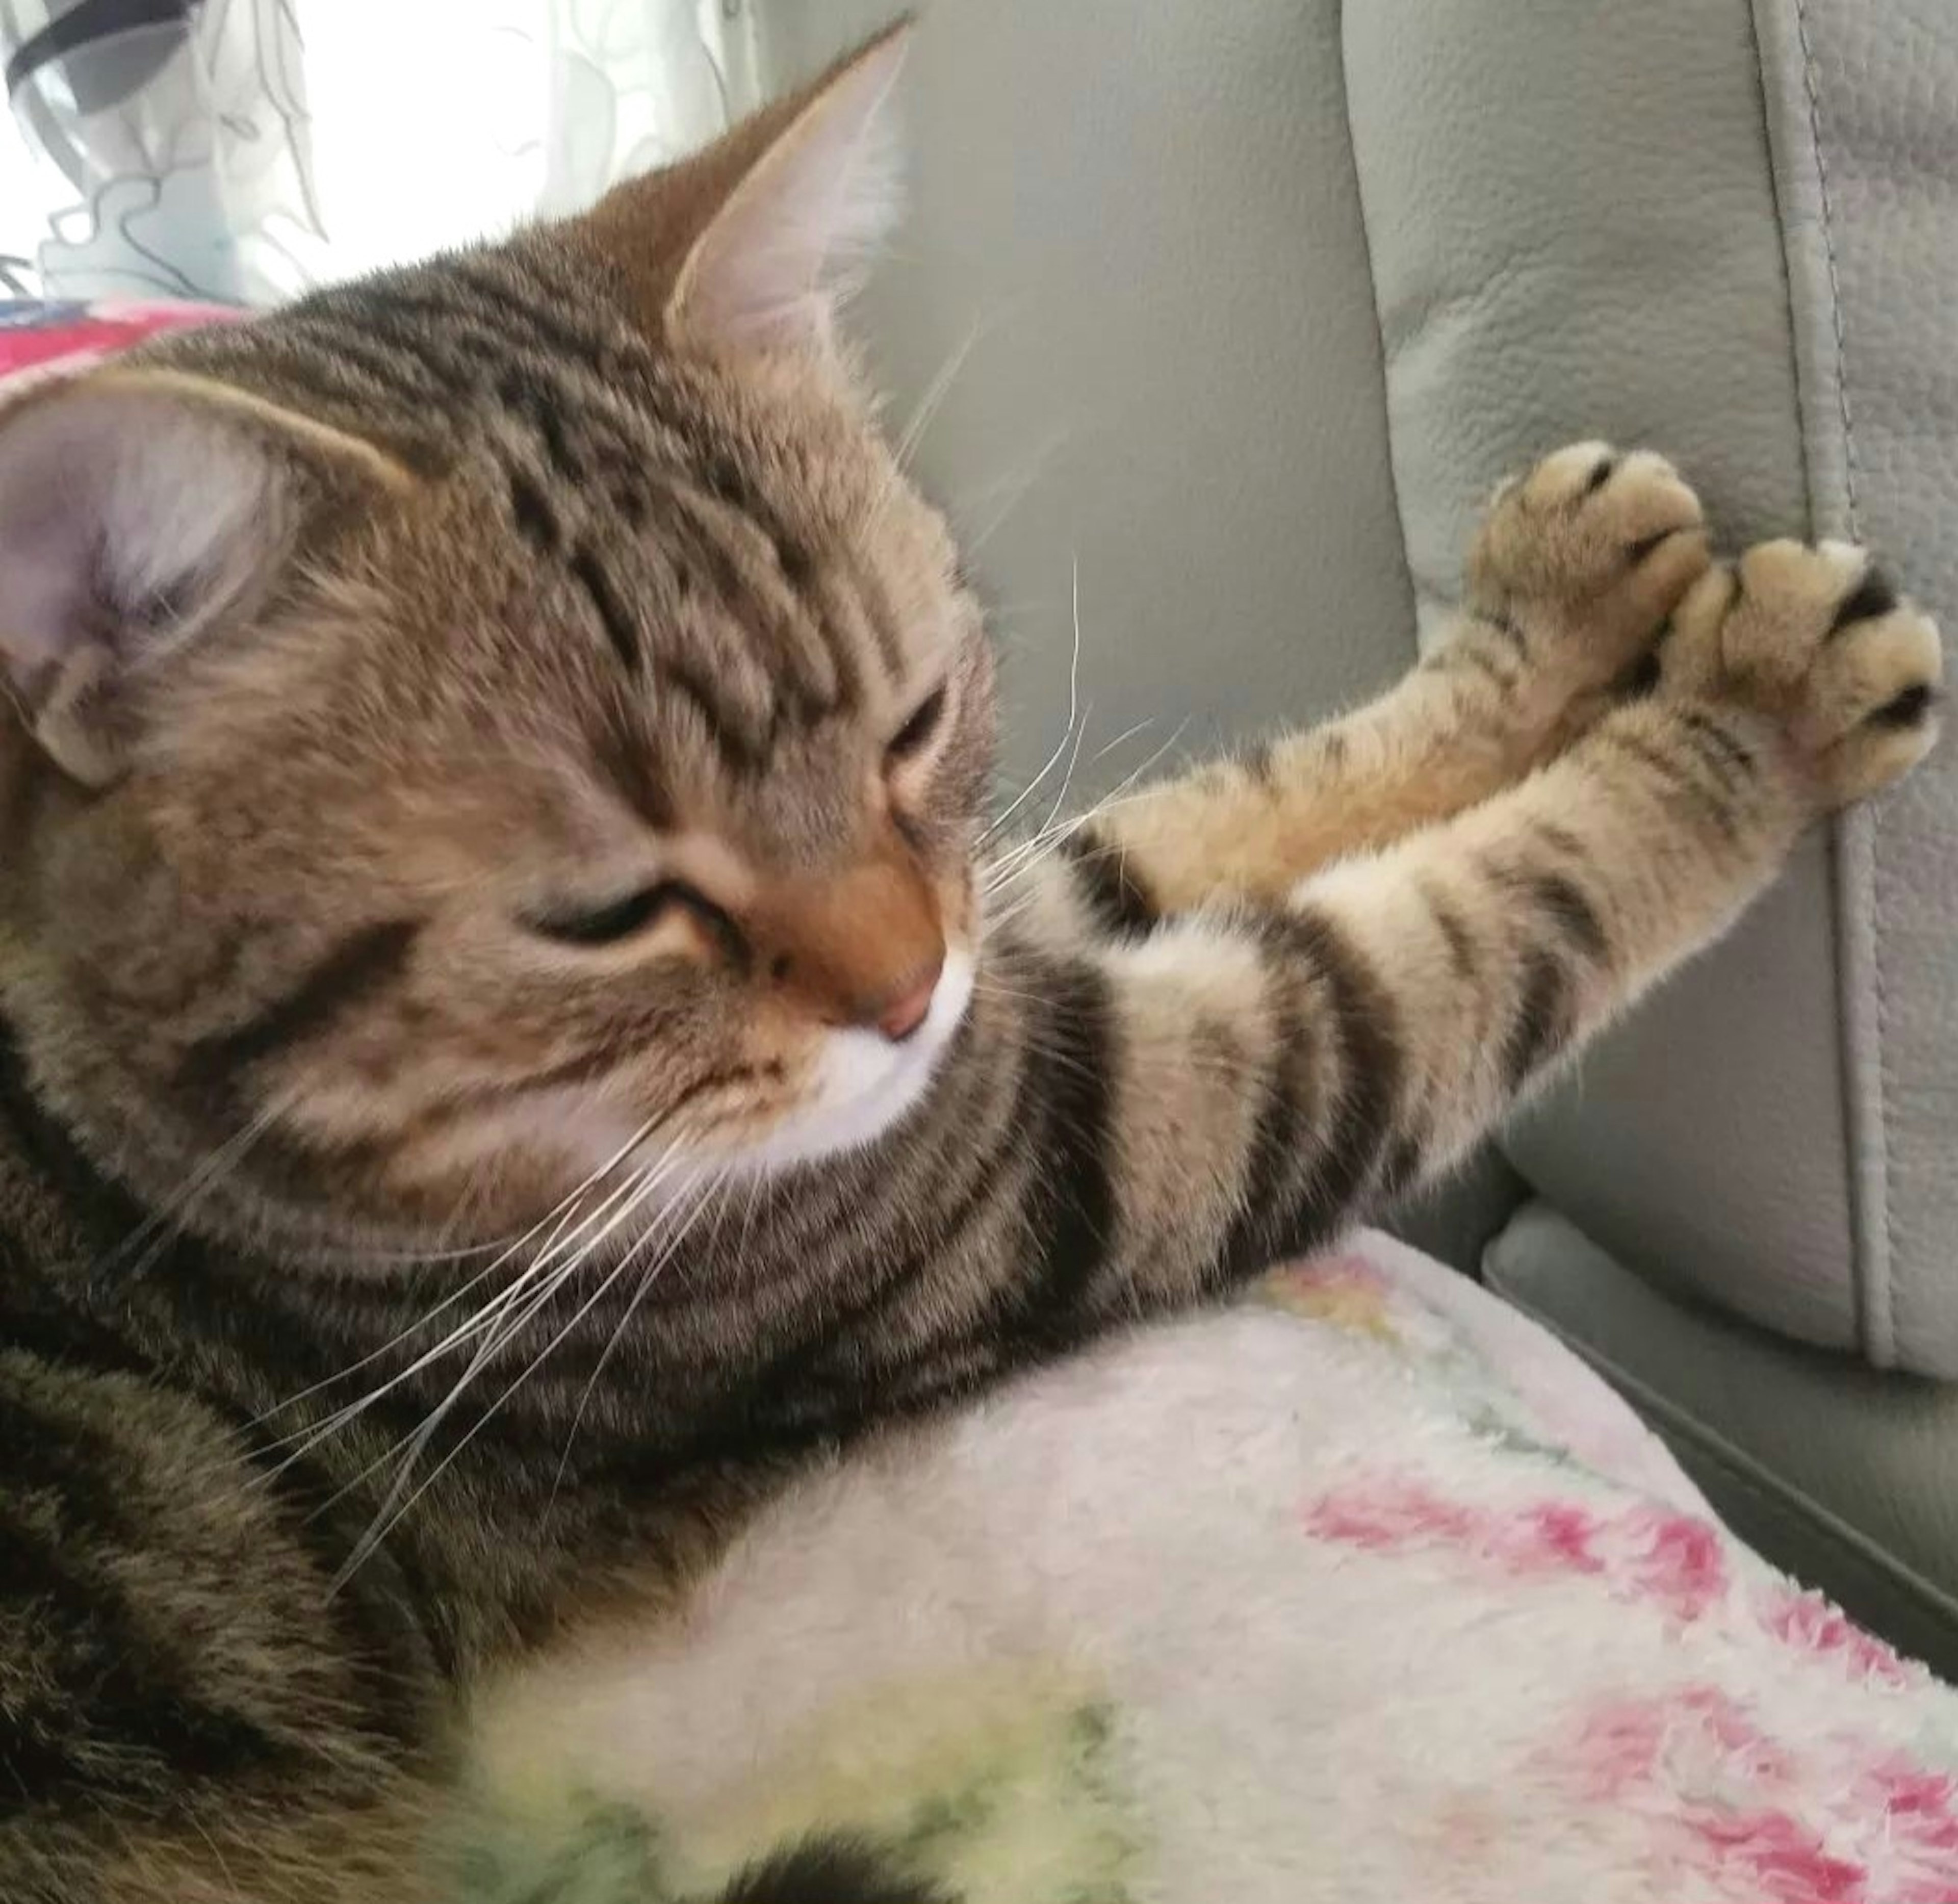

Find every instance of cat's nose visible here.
[872,958,943,1043]
[757,853,946,1038]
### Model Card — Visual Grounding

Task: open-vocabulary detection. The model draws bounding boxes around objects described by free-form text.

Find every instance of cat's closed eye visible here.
[530,881,698,948]
[886,683,948,764]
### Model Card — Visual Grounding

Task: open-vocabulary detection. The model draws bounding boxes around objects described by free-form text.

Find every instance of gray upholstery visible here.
[1752,0,1958,1377]
[1350,0,1958,1376]
[760,0,1958,1652]
[760,0,1417,800]
[1344,0,1871,1357]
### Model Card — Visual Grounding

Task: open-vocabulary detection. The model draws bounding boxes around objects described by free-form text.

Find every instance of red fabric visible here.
[0,300,240,389]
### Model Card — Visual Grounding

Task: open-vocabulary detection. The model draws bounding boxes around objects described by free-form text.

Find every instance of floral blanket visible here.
[460,1230,1958,1902]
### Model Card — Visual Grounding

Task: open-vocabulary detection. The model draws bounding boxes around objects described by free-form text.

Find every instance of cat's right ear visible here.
[575,19,911,358]
[0,369,408,786]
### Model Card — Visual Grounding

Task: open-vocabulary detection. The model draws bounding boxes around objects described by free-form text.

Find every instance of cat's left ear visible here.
[577,19,911,355]
[0,368,408,786]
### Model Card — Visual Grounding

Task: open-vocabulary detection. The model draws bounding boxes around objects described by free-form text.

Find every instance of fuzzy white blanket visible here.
[461,1232,1958,1902]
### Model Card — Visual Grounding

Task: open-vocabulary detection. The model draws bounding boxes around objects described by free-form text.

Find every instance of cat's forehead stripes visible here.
[200,246,927,784]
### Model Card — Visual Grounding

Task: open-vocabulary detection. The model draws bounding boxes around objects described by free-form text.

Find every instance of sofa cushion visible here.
[1347,0,1958,1374]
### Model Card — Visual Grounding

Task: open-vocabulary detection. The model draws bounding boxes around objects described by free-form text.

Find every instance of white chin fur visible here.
[732,947,975,1179]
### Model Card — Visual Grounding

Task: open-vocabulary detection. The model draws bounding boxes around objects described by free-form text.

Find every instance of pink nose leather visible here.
[873,961,942,1042]
[755,853,947,1040]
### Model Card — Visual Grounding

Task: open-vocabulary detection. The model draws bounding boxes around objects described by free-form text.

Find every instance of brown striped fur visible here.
[0,28,1942,1903]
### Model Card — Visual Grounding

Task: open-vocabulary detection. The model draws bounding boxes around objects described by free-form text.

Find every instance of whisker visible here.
[894,319,984,471]
[547,1171,725,1503]
[260,1143,699,1497]
[276,1166,653,1466]
[293,1153,686,1525]
[980,719,1191,907]
[1091,714,1159,764]
[87,1095,294,1292]
[968,980,1052,1006]
[868,310,1007,530]
[338,1130,700,1497]
[333,1153,699,1587]
[1034,557,1095,836]
[305,1225,537,1271]
[252,1111,676,1439]
[981,553,1086,845]
[957,431,1066,559]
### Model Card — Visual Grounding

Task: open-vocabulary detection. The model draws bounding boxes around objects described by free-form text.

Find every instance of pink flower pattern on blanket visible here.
[1304,1475,1731,1623]
[1268,1236,1958,1900]
[1757,1584,1917,1689]
[1560,1688,1958,1901]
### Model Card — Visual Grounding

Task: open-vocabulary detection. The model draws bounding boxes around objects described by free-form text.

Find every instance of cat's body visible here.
[0,25,1943,1904]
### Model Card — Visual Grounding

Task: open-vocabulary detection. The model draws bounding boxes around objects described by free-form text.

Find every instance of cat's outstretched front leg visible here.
[980,522,1939,1337]
[1049,442,1709,916]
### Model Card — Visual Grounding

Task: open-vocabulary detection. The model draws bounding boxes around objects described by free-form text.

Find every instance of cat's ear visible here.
[580,19,911,355]
[0,369,408,786]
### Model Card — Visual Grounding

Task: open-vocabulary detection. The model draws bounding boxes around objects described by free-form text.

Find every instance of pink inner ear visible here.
[676,30,910,349]
[0,380,279,701]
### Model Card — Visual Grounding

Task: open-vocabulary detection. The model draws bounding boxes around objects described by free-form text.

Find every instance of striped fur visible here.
[0,36,1944,1904]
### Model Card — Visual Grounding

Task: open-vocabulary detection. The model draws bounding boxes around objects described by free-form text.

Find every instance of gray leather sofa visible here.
[761,1,1958,1674]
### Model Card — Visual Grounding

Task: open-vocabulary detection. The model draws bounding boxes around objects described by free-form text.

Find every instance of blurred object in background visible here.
[0,0,757,304]
[0,291,236,388]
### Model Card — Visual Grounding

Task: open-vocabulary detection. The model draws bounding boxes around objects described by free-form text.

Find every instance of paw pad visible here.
[1464,440,1711,688]
[1663,542,1942,807]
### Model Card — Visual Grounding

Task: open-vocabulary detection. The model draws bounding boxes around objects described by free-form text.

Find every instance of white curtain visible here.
[0,0,758,305]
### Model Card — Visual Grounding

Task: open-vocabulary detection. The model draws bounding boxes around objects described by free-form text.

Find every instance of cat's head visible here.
[0,24,993,1260]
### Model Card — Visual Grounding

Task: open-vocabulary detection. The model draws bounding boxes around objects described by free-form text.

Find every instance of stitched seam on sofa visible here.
[1332,0,1418,661]
[1491,1269,1958,1633]
[1790,2,1863,533]
[1790,0,1901,1371]
[1752,0,1894,1368]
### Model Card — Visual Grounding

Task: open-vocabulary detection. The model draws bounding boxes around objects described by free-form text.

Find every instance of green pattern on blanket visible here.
[454,1798,665,1903]
[454,1667,1140,1902]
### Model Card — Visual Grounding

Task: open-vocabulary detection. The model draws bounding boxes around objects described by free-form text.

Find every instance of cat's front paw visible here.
[1662,539,1943,808]
[1465,441,1712,688]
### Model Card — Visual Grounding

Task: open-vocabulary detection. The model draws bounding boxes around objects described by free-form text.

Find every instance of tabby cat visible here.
[0,22,1941,1904]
